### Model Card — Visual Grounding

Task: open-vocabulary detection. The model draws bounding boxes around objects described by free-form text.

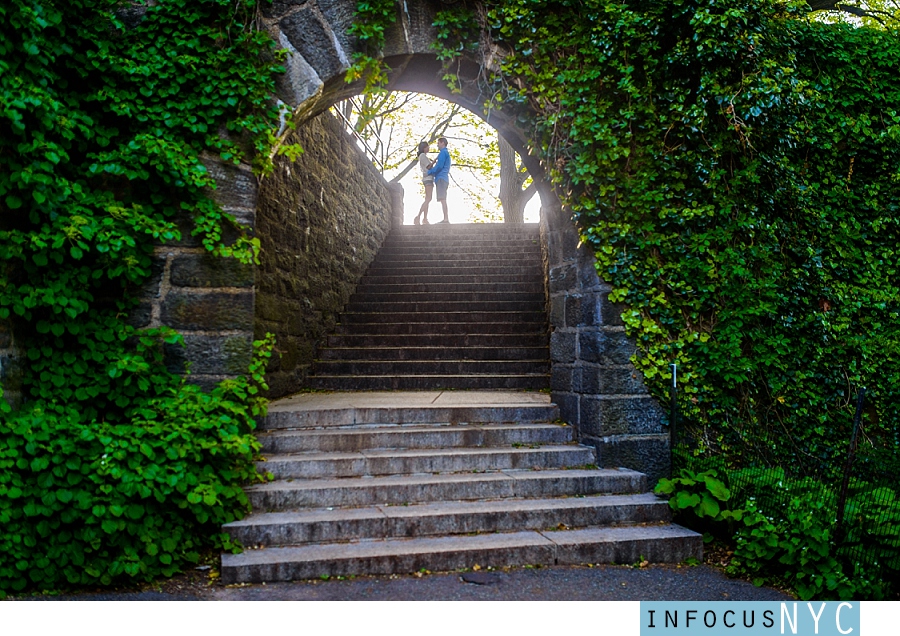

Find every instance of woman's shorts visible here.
[435,178,449,200]
[423,177,434,186]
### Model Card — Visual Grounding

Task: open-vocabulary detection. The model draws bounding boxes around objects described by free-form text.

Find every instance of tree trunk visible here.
[499,135,536,223]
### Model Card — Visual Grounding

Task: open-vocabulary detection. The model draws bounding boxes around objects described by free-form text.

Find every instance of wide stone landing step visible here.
[222,525,700,583]
[220,391,701,583]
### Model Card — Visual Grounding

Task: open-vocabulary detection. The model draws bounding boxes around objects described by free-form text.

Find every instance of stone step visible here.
[262,395,559,430]
[258,422,571,453]
[318,346,548,362]
[246,468,647,510]
[308,374,550,390]
[351,291,545,304]
[339,311,547,325]
[390,223,539,233]
[224,493,669,547]
[359,273,540,285]
[384,232,539,243]
[325,333,548,348]
[345,300,545,313]
[220,523,702,583]
[313,360,549,377]
[374,249,541,261]
[260,444,595,479]
[365,264,542,277]
[333,321,545,336]
[356,282,545,295]
[383,232,539,243]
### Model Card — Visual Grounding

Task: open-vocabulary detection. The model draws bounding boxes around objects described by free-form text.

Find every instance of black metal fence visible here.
[669,379,900,591]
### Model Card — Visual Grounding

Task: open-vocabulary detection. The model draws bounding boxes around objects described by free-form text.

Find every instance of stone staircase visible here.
[308,223,550,390]
[221,393,700,583]
[219,224,700,584]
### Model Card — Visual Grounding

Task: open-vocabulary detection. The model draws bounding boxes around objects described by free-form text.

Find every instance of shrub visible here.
[0,335,273,597]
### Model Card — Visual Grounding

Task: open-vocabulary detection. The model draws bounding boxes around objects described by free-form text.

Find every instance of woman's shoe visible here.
[413,217,420,225]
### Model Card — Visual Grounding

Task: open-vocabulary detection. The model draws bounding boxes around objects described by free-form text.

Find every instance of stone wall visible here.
[127,157,259,390]
[0,318,21,408]
[255,111,395,398]
[543,204,670,482]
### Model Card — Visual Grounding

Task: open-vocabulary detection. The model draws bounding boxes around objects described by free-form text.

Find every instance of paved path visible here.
[25,563,791,601]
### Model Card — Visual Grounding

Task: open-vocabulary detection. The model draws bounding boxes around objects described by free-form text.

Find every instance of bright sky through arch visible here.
[332,92,541,225]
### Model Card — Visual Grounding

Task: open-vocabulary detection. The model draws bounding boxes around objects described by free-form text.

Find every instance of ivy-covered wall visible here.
[256,111,396,398]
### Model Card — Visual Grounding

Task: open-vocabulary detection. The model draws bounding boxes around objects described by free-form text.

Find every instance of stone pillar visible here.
[386,181,404,230]
[544,203,669,483]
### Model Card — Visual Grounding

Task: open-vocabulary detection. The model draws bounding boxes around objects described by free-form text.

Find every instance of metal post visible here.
[835,387,866,540]
[669,363,677,475]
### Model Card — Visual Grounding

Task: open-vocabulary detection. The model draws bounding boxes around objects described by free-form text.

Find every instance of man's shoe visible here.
[437,219,449,224]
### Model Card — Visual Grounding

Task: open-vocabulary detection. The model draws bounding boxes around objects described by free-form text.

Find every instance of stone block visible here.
[579,292,601,327]
[551,364,581,393]
[548,263,576,294]
[592,434,671,483]
[127,301,153,329]
[274,27,324,108]
[550,226,581,263]
[549,296,565,328]
[0,354,22,404]
[549,331,576,363]
[280,7,348,82]
[136,255,167,300]
[169,253,255,288]
[578,250,602,290]
[564,295,582,328]
[202,156,258,212]
[580,364,648,395]
[115,3,147,29]
[578,330,635,365]
[161,290,254,331]
[319,0,359,56]
[552,392,579,428]
[185,375,222,392]
[166,333,254,376]
[263,0,307,19]
[600,293,626,326]
[579,396,666,437]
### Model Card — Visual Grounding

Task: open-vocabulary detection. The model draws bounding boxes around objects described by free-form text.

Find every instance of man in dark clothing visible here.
[427,137,452,224]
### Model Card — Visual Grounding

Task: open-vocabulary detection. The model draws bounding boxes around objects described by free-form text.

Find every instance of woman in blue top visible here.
[426,137,451,224]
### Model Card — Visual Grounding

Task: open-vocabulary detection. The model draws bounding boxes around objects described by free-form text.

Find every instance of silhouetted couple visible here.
[414,137,451,225]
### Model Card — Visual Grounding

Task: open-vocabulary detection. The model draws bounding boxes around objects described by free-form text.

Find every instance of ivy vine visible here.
[429,0,900,468]
[0,0,284,595]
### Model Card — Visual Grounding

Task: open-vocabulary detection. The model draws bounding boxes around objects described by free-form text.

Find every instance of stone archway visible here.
[146,0,668,480]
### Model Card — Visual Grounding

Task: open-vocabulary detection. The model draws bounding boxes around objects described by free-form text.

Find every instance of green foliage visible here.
[484,0,900,467]
[728,496,887,600]
[655,468,744,542]
[839,483,900,571]
[0,335,274,596]
[346,0,398,91]
[656,464,900,599]
[0,0,284,594]
[432,9,480,61]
